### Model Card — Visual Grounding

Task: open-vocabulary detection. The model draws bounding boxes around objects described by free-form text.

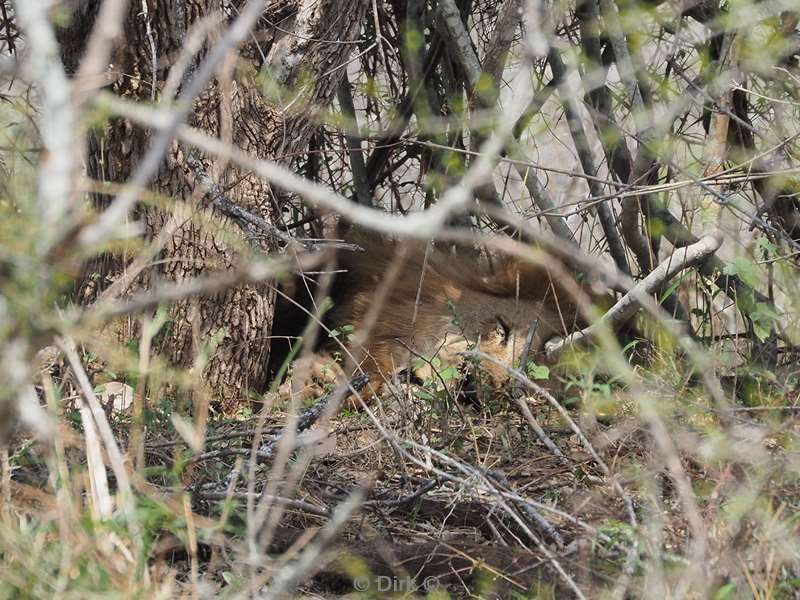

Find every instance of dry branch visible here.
[431,0,577,243]
[73,0,129,103]
[482,0,522,87]
[336,73,371,206]
[14,0,76,241]
[260,486,367,599]
[548,47,630,273]
[96,86,525,239]
[435,0,482,90]
[544,234,723,360]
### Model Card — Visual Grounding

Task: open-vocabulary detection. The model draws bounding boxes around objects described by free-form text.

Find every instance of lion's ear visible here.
[476,272,511,295]
[495,257,539,291]
[485,256,568,301]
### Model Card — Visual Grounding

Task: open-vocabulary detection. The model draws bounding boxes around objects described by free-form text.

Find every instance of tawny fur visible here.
[308,231,586,399]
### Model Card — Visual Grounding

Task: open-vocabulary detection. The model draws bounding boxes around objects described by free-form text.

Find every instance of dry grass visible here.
[3,337,800,598]
[3,0,800,597]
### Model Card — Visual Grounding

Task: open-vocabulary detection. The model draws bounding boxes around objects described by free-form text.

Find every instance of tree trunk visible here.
[58,0,368,412]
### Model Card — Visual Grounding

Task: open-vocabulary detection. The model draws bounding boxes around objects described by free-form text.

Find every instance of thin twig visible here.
[259,485,368,599]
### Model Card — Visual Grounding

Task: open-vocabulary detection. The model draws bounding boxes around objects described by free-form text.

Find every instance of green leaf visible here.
[756,236,777,255]
[329,324,354,339]
[594,382,611,397]
[751,301,779,341]
[712,582,738,600]
[646,217,666,237]
[416,389,435,401]
[439,366,458,382]
[404,28,424,54]
[659,272,689,304]
[475,72,498,103]
[526,362,550,380]
[722,256,761,289]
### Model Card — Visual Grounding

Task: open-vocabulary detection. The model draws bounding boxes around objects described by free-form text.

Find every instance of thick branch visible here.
[336,73,372,206]
[99,93,512,239]
[482,0,522,88]
[432,0,576,242]
[698,31,740,233]
[548,48,630,274]
[544,235,723,360]
[435,0,482,90]
[576,0,655,273]
[92,253,321,321]
[364,38,443,188]
[14,0,76,244]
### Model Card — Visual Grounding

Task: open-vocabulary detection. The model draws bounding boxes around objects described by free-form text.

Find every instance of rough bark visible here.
[58,0,368,412]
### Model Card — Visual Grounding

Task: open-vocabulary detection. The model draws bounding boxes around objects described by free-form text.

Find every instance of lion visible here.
[268,231,593,405]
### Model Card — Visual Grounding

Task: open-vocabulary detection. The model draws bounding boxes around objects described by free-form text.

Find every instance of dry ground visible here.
[5,343,800,599]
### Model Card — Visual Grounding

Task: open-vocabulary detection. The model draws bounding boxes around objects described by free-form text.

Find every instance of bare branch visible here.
[482,0,522,86]
[433,0,577,244]
[548,48,630,273]
[698,31,740,233]
[14,0,76,243]
[260,485,367,599]
[336,73,372,206]
[435,0,482,90]
[544,235,723,360]
[89,253,322,321]
[96,85,529,239]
